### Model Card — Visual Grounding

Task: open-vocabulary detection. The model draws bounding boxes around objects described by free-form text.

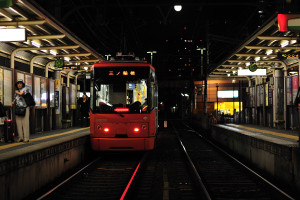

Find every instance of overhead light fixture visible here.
[64,57,70,62]
[280,40,289,48]
[31,40,40,48]
[84,66,88,71]
[174,4,182,12]
[246,62,251,66]
[50,50,57,55]
[255,57,261,61]
[266,49,273,55]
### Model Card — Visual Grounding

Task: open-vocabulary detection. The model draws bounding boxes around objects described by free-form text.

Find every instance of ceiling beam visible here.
[0,20,45,26]
[27,34,66,40]
[257,36,297,40]
[235,53,277,57]
[245,46,300,50]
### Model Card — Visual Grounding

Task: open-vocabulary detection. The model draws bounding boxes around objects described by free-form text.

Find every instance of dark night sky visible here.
[33,0,299,111]
[35,0,298,81]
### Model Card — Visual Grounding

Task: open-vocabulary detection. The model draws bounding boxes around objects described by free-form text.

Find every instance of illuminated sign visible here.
[217,90,239,98]
[278,14,300,32]
[55,59,64,68]
[63,66,80,70]
[278,52,299,60]
[249,63,257,72]
[0,28,26,42]
[238,69,266,76]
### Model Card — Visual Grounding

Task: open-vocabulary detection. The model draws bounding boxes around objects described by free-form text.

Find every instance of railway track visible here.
[171,120,296,200]
[35,152,146,200]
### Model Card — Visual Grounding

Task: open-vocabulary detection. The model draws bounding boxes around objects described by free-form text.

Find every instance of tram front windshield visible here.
[92,67,153,114]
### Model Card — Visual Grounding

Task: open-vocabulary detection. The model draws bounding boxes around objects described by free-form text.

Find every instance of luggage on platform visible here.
[4,119,14,142]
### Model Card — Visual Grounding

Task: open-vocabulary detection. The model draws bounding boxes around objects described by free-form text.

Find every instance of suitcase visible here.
[4,119,14,142]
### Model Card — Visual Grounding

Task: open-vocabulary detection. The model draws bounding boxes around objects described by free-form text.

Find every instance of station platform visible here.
[209,123,300,191]
[218,123,299,147]
[0,127,91,200]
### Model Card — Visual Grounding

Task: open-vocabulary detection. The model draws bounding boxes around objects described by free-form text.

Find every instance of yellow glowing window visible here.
[116,71,120,75]
[109,71,114,75]
[123,71,128,75]
[130,71,135,75]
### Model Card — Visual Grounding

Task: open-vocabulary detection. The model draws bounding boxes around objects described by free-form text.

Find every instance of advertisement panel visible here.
[292,75,298,104]
[287,76,292,105]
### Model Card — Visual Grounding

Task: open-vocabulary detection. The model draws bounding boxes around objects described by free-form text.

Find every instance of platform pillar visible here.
[273,69,284,128]
[53,71,62,129]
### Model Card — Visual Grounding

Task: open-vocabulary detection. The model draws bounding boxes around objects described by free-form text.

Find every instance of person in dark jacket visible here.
[79,93,90,127]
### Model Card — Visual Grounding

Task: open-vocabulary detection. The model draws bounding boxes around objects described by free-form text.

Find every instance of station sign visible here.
[0,28,26,42]
[55,58,64,68]
[238,69,266,76]
[63,66,80,70]
[278,14,300,32]
[278,52,300,60]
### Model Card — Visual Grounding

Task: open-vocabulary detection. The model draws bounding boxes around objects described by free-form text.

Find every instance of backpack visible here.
[23,92,36,107]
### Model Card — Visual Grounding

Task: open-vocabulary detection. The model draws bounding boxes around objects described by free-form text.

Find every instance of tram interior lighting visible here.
[130,71,135,75]
[0,28,26,42]
[84,66,89,71]
[237,69,266,76]
[64,57,70,61]
[246,62,250,66]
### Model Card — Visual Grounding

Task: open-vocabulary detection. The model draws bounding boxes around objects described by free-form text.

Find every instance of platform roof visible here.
[210,14,299,79]
[0,0,105,72]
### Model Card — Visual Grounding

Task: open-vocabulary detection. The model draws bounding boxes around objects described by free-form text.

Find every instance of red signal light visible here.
[114,108,129,112]
[103,128,110,133]
[133,127,140,133]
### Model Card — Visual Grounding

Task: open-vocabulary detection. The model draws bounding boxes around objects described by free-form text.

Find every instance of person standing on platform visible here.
[10,79,30,143]
[79,93,90,127]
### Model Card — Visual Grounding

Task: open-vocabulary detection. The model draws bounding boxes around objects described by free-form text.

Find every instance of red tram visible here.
[90,59,158,151]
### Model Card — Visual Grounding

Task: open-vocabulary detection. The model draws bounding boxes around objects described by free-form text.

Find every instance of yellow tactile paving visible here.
[0,127,89,150]
[229,124,299,141]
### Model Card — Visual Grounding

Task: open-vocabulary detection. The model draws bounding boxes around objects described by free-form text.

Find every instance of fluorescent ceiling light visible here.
[0,28,26,42]
[217,90,239,98]
[280,40,289,48]
[266,49,273,55]
[238,69,266,76]
[254,57,261,61]
[31,40,40,48]
[50,50,57,55]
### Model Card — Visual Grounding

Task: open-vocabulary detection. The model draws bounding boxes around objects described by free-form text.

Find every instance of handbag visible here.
[15,106,26,116]
[23,92,36,107]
